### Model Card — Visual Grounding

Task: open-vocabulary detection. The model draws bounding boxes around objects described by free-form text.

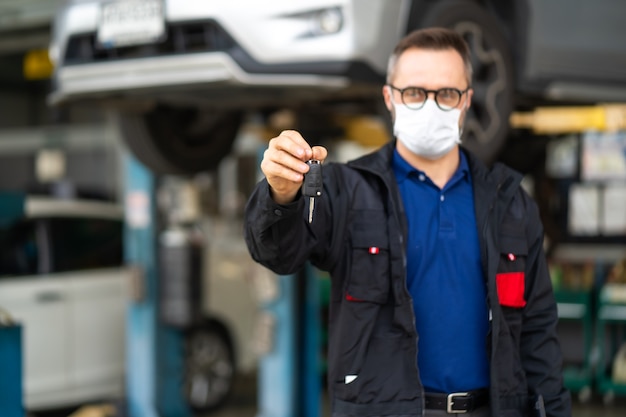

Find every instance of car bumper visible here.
[49,0,405,106]
[50,51,369,105]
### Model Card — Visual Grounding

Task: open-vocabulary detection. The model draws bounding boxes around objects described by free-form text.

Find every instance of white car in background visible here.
[0,195,261,413]
[49,0,626,175]
[0,197,128,411]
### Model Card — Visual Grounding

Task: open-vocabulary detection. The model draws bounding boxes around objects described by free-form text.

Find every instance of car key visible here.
[302,159,322,223]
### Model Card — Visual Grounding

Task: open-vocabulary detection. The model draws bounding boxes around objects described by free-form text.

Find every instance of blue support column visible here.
[302,264,322,417]
[256,266,323,417]
[257,275,298,417]
[123,154,190,417]
[0,323,23,417]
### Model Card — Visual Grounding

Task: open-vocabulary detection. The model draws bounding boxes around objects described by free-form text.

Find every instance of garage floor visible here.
[32,372,626,417]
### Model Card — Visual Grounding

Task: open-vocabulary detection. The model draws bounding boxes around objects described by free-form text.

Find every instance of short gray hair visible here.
[386,27,473,85]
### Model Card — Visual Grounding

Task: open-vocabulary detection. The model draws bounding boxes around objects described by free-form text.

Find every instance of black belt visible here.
[424,389,489,413]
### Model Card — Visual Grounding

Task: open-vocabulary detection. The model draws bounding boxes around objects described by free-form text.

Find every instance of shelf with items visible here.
[549,257,598,402]
[595,283,626,404]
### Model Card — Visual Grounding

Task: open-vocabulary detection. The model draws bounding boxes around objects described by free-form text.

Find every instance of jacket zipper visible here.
[354,164,423,407]
[483,194,498,416]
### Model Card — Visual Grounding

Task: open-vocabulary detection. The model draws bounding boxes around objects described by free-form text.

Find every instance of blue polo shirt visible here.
[392,149,490,393]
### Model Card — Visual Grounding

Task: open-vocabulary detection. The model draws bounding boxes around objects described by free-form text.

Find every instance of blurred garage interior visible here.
[0,1,626,417]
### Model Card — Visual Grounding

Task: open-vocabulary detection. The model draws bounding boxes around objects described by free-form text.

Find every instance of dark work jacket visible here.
[244,141,571,417]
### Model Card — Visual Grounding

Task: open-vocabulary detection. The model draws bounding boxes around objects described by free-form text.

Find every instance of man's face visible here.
[383,47,473,126]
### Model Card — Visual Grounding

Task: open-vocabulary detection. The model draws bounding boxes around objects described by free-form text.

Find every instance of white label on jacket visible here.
[345,375,358,384]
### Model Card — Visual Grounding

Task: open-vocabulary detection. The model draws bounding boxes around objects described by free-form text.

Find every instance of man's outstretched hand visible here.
[260,130,328,205]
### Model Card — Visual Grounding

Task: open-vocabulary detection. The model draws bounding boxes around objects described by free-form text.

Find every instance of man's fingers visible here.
[273,130,313,161]
[263,131,329,184]
[264,145,309,176]
[262,153,307,183]
[311,145,328,163]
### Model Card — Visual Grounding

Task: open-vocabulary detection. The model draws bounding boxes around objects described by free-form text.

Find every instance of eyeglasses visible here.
[387,85,470,111]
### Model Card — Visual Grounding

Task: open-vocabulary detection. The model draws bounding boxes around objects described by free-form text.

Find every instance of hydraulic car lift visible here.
[124,155,190,417]
[510,104,626,133]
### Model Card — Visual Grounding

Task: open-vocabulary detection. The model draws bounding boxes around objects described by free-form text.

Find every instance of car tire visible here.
[183,325,235,413]
[117,106,244,175]
[416,0,516,164]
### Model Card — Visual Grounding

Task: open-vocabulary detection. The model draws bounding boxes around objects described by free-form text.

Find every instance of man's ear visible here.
[382,85,393,112]
[465,88,473,109]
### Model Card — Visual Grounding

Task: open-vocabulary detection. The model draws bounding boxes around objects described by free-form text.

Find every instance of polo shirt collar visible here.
[392,147,470,184]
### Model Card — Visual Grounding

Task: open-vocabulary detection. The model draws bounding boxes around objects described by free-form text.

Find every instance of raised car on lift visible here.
[49,0,626,175]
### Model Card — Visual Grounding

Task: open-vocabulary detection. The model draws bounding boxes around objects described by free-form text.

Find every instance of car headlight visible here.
[310,7,343,36]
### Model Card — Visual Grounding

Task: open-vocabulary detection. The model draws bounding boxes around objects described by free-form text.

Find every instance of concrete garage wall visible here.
[0,91,33,128]
[0,120,126,202]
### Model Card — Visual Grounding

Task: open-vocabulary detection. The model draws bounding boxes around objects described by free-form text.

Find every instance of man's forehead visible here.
[393,48,467,84]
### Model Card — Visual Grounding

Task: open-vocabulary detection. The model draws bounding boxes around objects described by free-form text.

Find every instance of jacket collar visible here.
[349,141,521,191]
[348,140,396,175]
[465,148,523,211]
[347,140,523,223]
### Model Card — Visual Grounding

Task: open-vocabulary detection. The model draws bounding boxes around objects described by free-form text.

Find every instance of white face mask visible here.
[392,98,463,160]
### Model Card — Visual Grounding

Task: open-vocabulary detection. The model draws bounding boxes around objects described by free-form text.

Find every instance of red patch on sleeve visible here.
[496,272,527,308]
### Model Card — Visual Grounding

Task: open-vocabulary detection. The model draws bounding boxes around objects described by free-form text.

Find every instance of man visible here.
[244,27,571,417]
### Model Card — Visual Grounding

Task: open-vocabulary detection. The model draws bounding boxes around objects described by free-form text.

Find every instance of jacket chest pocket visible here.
[496,232,528,308]
[346,211,390,305]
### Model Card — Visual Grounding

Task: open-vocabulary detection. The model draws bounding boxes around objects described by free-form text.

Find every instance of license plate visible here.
[97,0,165,48]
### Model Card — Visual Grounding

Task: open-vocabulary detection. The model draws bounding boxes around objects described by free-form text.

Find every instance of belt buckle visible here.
[447,392,470,414]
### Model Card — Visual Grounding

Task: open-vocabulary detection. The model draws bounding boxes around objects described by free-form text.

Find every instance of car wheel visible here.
[183,326,235,413]
[418,1,515,164]
[117,105,244,175]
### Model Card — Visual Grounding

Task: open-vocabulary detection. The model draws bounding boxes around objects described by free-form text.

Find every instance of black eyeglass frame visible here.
[387,85,471,111]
